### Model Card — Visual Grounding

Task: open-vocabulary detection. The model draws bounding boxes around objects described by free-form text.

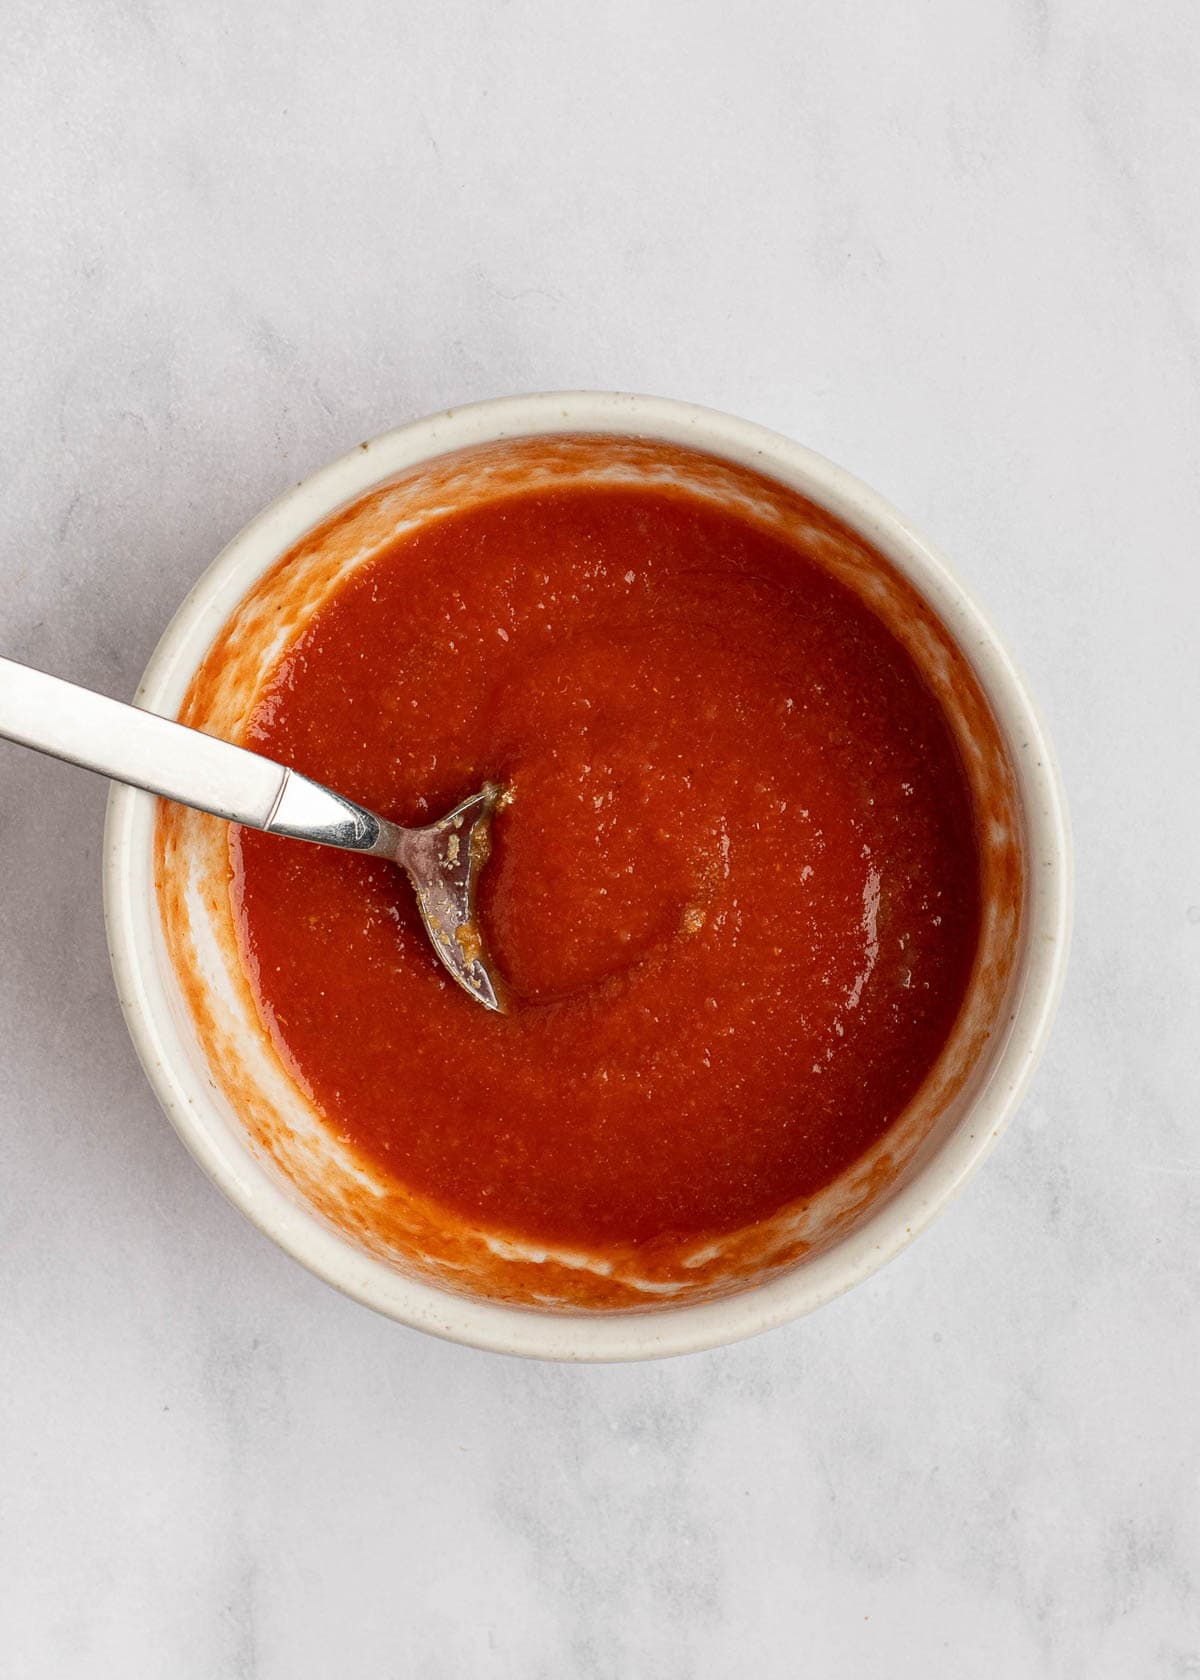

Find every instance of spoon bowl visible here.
[392,784,505,1013]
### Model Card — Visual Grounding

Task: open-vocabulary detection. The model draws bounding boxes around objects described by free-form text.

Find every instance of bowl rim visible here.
[103,390,1072,1361]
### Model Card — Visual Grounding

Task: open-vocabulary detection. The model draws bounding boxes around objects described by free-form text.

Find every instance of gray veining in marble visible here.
[2,2,1198,1675]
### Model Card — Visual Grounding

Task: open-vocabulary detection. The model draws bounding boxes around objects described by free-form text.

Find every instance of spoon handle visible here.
[0,654,392,852]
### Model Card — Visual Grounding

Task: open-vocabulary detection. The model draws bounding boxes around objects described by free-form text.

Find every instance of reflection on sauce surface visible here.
[230,480,982,1250]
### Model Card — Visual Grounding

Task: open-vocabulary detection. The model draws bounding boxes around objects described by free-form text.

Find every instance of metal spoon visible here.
[0,654,505,1012]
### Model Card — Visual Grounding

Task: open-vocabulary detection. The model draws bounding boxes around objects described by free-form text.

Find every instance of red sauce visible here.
[232,481,981,1250]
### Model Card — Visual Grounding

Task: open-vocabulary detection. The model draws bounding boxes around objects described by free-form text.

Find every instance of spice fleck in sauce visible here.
[232,482,981,1248]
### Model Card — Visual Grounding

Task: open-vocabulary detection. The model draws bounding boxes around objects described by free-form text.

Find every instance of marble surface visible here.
[2,2,1198,1674]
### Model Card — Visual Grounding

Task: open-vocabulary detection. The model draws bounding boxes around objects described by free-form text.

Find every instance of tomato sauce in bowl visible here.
[156,433,1023,1311]
[232,476,980,1246]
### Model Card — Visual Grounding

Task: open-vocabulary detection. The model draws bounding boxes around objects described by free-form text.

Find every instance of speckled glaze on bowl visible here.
[104,393,1071,1360]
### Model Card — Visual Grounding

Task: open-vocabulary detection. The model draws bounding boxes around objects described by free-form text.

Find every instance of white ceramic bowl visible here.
[104,392,1071,1360]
